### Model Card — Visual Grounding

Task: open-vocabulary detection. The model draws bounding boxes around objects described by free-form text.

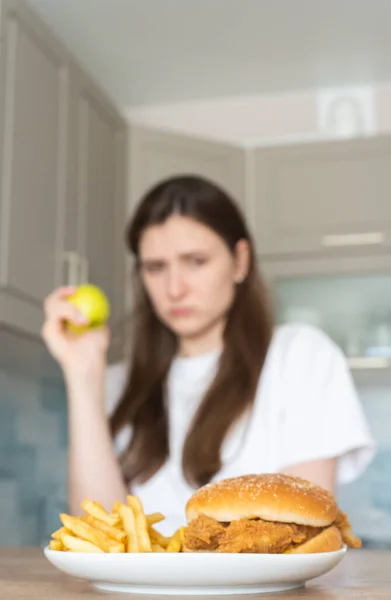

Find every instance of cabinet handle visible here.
[79,256,89,283]
[321,232,385,247]
[61,252,80,286]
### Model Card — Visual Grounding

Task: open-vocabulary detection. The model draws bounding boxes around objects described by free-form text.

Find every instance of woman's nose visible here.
[167,269,187,299]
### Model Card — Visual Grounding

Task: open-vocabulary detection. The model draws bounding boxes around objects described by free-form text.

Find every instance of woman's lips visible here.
[169,307,194,317]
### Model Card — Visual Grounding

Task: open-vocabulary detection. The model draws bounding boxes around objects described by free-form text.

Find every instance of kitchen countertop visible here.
[0,548,390,599]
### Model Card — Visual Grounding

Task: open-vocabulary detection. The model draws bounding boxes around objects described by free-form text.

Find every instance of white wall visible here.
[126,83,391,146]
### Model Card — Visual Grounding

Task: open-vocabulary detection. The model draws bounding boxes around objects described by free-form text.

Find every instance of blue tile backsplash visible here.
[0,358,390,547]
[336,385,391,547]
[0,367,68,546]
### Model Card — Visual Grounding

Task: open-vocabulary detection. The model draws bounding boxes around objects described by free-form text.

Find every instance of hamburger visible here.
[183,474,361,554]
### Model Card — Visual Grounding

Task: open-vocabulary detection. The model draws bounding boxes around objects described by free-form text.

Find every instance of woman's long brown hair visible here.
[110,176,273,488]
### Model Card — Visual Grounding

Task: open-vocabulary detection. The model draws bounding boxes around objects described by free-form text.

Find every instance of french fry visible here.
[108,541,125,553]
[112,501,122,515]
[149,527,170,548]
[166,538,181,552]
[146,512,165,526]
[127,495,152,552]
[51,526,68,540]
[166,527,185,553]
[81,499,120,527]
[61,533,104,553]
[50,495,184,553]
[49,539,64,551]
[60,514,124,553]
[118,504,139,552]
[178,526,185,545]
[85,515,127,542]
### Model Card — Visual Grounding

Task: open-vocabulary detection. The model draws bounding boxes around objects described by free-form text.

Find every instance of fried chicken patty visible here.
[184,511,361,553]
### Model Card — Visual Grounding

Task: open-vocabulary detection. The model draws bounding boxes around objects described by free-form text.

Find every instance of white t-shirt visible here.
[105,323,375,534]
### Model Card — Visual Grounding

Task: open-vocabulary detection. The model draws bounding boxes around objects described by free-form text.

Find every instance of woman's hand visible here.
[41,286,110,376]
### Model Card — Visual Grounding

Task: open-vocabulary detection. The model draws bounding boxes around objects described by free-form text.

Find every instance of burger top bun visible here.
[186,474,338,528]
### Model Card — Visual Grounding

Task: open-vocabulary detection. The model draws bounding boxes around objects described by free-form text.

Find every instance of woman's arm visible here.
[66,365,128,514]
[42,287,128,514]
[283,458,337,494]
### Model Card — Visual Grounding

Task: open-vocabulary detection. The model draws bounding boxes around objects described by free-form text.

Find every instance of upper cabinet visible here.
[0,0,70,335]
[253,135,391,260]
[130,124,247,212]
[0,0,127,339]
[66,64,127,332]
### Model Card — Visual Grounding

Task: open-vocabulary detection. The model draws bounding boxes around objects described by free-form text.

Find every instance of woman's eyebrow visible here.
[141,249,209,262]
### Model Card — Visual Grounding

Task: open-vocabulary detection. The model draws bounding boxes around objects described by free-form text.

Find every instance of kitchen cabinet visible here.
[0,0,127,340]
[249,136,391,381]
[129,124,247,213]
[0,0,69,335]
[66,64,127,334]
[130,127,391,277]
[253,135,391,261]
[252,136,391,374]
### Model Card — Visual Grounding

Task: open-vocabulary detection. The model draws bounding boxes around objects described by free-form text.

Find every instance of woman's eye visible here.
[144,263,164,274]
[188,256,207,266]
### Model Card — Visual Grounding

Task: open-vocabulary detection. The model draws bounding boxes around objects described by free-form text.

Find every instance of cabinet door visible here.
[0,0,69,335]
[130,124,247,213]
[67,64,127,334]
[253,136,391,258]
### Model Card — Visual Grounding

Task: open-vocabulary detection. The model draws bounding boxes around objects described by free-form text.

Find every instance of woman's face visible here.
[138,215,248,341]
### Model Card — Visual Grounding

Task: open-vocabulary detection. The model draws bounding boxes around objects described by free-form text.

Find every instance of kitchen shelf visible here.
[348,357,391,387]
[273,272,391,390]
[348,357,391,370]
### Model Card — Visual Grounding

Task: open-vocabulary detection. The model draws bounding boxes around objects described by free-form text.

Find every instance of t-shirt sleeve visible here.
[105,362,131,455]
[275,325,376,484]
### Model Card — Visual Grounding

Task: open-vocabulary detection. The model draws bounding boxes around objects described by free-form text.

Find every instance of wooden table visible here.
[0,548,390,599]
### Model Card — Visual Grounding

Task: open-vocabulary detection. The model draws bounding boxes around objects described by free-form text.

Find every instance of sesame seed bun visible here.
[186,474,338,528]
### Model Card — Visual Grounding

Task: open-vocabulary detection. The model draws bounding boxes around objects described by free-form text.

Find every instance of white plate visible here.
[44,546,346,595]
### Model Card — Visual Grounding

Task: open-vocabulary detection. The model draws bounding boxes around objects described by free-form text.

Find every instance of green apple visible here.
[67,284,110,333]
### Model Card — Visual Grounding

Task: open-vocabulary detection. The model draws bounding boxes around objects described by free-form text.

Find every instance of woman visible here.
[42,176,374,532]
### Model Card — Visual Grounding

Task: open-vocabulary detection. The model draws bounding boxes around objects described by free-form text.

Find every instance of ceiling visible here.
[27,0,391,109]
